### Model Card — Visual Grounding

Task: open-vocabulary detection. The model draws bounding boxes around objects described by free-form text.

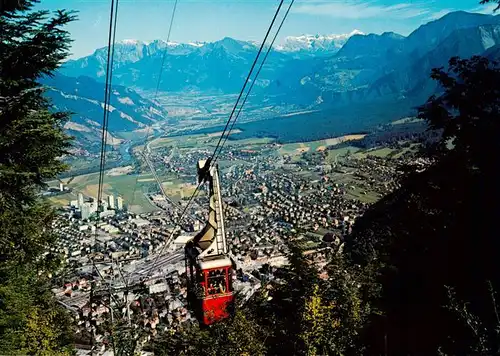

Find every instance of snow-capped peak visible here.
[188,41,206,47]
[119,39,146,46]
[348,29,364,37]
[150,40,208,48]
[276,30,365,54]
[150,40,180,47]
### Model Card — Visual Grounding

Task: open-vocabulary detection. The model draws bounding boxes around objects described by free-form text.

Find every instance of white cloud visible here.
[408,2,498,22]
[469,3,499,14]
[425,8,455,21]
[293,1,431,19]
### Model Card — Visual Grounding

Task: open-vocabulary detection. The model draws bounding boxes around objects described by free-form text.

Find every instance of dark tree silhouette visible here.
[348,56,500,354]
[480,0,500,10]
[0,1,76,353]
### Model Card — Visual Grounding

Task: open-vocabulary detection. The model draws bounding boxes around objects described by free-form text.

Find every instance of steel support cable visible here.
[93,261,122,353]
[91,0,119,353]
[212,0,295,164]
[96,0,119,211]
[94,0,120,286]
[94,0,119,272]
[210,0,285,163]
[140,0,287,281]
[129,0,178,208]
[141,182,202,280]
[154,0,179,101]
[141,150,204,224]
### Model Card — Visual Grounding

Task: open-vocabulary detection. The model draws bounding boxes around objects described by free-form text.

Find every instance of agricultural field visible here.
[391,117,424,125]
[150,133,366,161]
[345,184,381,203]
[115,128,151,141]
[49,129,419,213]
[354,147,394,159]
[278,134,366,158]
[162,181,199,202]
[149,133,273,151]
[353,143,421,160]
[325,146,361,164]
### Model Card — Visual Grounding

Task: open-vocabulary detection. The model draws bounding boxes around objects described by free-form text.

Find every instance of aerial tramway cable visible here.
[92,0,120,353]
[96,0,119,210]
[213,0,295,164]
[142,0,295,281]
[210,0,285,163]
[92,1,179,348]
[129,0,178,208]
[154,0,179,100]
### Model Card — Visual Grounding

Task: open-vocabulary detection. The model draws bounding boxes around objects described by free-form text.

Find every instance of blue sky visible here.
[37,0,498,59]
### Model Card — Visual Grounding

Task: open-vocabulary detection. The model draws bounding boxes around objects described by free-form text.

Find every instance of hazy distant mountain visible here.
[400,11,500,59]
[61,39,205,80]
[311,32,406,92]
[61,11,500,102]
[263,30,406,105]
[42,73,167,150]
[336,31,405,58]
[60,32,365,92]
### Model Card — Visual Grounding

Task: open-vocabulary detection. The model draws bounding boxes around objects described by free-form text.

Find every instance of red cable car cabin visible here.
[185,159,234,325]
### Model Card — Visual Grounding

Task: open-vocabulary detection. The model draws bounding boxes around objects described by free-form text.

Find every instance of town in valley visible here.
[46,119,431,351]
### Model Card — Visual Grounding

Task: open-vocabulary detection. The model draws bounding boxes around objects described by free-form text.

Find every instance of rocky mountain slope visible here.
[42,73,167,151]
[275,11,500,108]
[61,37,287,92]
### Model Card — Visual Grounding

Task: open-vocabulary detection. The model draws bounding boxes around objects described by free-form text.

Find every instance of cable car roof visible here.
[198,257,232,270]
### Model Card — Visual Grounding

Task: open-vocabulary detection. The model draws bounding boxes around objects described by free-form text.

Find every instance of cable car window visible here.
[207,268,227,295]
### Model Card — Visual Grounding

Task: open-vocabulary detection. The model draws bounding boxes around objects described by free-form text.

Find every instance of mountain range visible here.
[61,37,293,93]
[48,10,500,149]
[269,11,500,108]
[62,30,364,82]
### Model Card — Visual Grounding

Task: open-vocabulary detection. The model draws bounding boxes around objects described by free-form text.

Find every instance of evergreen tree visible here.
[0,0,76,354]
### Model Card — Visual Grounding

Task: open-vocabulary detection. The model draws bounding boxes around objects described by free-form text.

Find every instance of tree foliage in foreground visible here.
[480,0,500,10]
[348,55,500,355]
[0,0,76,354]
[153,241,370,356]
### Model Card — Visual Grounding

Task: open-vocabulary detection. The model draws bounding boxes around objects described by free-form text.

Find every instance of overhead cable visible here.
[92,0,119,353]
[130,0,178,208]
[141,0,294,281]
[213,0,295,163]
[210,0,285,162]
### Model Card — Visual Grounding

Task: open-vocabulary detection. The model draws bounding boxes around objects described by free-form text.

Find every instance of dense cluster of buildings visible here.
[66,193,125,220]
[53,138,428,354]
